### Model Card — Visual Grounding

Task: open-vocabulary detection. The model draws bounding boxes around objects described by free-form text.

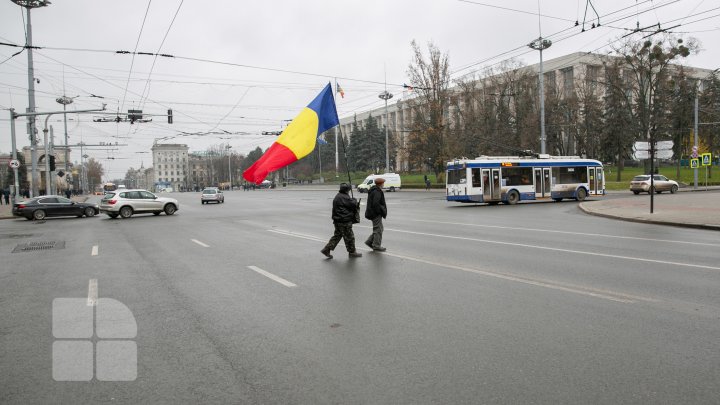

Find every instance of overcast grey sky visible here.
[1,0,718,178]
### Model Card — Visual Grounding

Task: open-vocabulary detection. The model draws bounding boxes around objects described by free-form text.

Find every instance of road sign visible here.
[655,149,674,159]
[701,153,712,166]
[690,158,699,169]
[633,151,649,160]
[691,146,699,158]
[633,141,650,152]
[9,159,20,169]
[655,140,673,150]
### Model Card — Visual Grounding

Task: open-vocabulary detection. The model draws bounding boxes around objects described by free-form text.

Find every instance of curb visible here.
[578,203,720,231]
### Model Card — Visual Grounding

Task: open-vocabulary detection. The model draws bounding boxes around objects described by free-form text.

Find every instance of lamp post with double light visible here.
[529,37,552,155]
[378,91,394,172]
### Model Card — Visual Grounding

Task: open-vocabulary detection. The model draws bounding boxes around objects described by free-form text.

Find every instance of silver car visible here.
[99,189,179,218]
[201,188,224,204]
[630,174,679,194]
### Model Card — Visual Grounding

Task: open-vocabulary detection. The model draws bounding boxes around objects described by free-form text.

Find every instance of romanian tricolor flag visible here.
[337,83,345,98]
[243,83,339,184]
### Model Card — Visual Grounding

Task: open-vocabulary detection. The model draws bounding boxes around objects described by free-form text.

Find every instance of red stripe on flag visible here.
[242,143,298,184]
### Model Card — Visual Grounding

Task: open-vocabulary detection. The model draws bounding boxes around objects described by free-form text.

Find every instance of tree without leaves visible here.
[406,40,452,176]
[85,158,104,192]
[608,34,697,172]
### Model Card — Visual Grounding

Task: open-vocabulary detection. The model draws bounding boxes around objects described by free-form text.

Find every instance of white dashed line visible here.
[191,239,210,248]
[248,265,297,288]
[87,279,98,307]
[91,245,99,256]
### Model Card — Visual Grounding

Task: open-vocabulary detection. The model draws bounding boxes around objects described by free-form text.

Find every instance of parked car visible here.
[12,196,99,220]
[630,174,679,194]
[201,188,224,204]
[99,189,179,218]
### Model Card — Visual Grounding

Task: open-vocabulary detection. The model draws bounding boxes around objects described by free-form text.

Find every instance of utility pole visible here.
[528,0,551,155]
[226,144,232,190]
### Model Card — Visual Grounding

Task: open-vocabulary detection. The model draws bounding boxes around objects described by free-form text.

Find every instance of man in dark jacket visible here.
[321,183,362,259]
[364,177,387,252]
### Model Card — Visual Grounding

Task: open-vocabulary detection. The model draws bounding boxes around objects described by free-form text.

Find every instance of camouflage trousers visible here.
[324,222,357,253]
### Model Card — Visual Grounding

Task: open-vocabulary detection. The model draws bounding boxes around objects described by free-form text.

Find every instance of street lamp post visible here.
[226,145,232,190]
[12,0,51,197]
[56,95,77,192]
[378,91,394,172]
[529,37,552,155]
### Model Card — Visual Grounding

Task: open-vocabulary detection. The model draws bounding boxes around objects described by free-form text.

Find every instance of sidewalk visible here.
[579,187,720,230]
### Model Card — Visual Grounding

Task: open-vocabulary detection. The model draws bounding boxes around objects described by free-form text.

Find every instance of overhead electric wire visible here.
[120,0,152,115]
[138,0,184,110]
[457,0,576,23]
[451,0,685,79]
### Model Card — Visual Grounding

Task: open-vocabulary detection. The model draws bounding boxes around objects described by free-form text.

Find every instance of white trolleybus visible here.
[446,155,605,205]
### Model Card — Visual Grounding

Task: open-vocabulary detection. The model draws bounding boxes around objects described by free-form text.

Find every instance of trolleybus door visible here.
[482,169,501,201]
[533,168,552,197]
[588,167,603,195]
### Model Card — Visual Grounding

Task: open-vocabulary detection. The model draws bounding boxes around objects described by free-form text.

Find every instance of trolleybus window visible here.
[553,166,588,184]
[502,167,533,186]
[447,169,465,184]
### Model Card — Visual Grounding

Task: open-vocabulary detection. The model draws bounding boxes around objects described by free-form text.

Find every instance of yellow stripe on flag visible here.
[276,107,319,159]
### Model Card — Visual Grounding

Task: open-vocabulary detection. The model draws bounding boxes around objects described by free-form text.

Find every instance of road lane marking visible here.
[191,239,210,248]
[384,227,720,272]
[91,245,99,256]
[408,219,720,247]
[87,279,98,307]
[248,265,297,288]
[268,229,653,303]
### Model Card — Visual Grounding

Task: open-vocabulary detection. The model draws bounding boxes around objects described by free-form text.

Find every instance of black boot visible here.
[321,247,333,259]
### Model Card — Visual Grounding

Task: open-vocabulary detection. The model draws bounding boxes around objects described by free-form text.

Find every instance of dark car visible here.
[12,196,99,220]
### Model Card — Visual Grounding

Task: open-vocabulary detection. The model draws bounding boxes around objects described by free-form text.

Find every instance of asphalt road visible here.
[1,189,719,404]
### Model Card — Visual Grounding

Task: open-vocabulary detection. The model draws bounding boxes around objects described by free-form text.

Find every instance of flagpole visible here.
[334,78,339,177]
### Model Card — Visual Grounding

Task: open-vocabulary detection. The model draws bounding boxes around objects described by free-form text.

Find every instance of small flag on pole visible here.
[337,83,345,99]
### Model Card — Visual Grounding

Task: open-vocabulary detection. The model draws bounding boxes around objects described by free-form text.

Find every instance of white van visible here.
[357,173,401,193]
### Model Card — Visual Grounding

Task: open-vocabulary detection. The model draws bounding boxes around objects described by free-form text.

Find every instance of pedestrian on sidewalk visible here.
[321,183,362,259]
[364,177,387,252]
[3,189,9,205]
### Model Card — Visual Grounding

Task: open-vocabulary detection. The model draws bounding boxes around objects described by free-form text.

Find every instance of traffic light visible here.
[49,155,56,171]
[167,109,173,124]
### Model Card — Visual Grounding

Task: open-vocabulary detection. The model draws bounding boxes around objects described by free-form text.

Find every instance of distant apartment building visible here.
[339,52,715,171]
[151,143,189,192]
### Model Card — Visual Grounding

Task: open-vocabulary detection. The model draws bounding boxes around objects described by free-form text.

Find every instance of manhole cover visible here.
[12,240,65,253]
